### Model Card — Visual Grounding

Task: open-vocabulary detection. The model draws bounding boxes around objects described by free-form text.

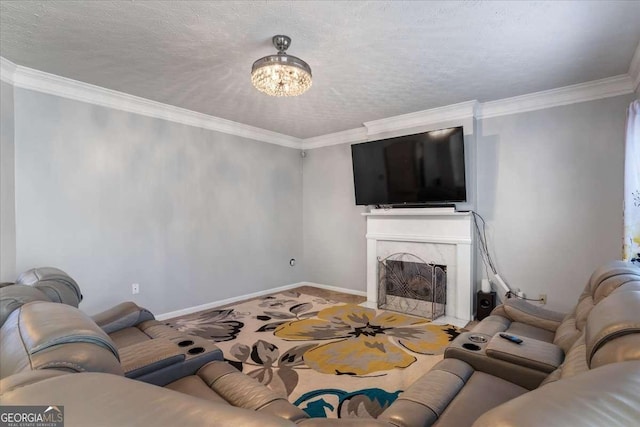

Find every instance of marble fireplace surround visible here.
[363,208,475,326]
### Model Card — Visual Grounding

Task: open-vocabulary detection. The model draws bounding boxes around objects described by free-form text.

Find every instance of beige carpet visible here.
[165,290,461,419]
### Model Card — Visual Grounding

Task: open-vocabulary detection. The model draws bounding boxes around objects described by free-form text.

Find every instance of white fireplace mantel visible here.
[363,207,475,324]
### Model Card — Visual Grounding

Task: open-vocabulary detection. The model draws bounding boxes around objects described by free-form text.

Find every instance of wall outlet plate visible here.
[132,283,140,294]
[539,294,547,305]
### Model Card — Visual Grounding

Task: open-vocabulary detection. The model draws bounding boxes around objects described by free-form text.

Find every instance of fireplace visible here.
[377,253,446,320]
[363,207,475,323]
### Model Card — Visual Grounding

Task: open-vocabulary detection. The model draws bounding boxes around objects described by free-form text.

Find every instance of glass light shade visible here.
[251,54,312,97]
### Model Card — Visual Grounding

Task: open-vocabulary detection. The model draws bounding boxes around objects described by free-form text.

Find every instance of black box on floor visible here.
[476,290,496,320]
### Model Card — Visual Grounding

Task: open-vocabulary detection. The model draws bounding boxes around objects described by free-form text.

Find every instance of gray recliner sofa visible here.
[472,260,640,353]
[0,274,224,386]
[376,283,640,426]
[0,295,314,425]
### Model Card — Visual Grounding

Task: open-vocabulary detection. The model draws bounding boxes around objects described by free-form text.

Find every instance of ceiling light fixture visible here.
[251,35,312,97]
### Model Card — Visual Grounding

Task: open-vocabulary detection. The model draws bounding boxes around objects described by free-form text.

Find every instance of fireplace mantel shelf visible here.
[362,208,470,217]
[365,233,471,245]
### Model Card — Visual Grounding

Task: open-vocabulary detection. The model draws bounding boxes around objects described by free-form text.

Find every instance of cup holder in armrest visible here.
[177,340,195,347]
[469,334,488,343]
[187,346,205,355]
[462,343,481,351]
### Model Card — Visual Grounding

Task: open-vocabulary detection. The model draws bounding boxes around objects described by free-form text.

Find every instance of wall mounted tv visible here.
[351,126,466,206]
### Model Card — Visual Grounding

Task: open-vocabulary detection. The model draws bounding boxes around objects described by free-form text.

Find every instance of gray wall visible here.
[303,94,633,312]
[476,94,633,312]
[1,81,16,281]
[302,145,367,292]
[13,88,303,315]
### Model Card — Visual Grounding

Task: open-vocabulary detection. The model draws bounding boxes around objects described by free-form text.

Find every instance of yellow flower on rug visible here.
[274,304,458,375]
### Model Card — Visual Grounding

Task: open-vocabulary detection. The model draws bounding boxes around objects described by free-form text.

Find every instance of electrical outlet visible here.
[132,283,140,295]
[539,294,547,305]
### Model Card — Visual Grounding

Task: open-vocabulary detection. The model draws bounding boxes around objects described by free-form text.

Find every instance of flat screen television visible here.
[351,126,466,206]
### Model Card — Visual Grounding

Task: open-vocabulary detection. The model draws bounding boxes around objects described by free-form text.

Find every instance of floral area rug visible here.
[165,291,461,419]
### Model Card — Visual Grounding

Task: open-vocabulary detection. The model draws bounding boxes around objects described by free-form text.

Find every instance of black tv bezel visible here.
[351,126,467,207]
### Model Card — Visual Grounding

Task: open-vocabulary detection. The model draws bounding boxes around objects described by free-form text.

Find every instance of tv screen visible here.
[351,127,466,206]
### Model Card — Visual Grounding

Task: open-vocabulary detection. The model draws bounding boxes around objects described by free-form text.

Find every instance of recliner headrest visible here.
[0,301,123,378]
[16,267,83,307]
[593,274,640,304]
[17,301,118,359]
[0,285,51,328]
[586,261,640,299]
[585,290,640,368]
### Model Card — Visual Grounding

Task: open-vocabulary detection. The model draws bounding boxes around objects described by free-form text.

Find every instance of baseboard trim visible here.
[297,281,367,297]
[155,282,366,320]
[156,282,304,320]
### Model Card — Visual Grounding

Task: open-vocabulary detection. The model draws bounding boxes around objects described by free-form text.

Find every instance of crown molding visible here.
[363,101,479,136]
[301,71,634,149]
[629,40,640,92]
[301,101,478,149]
[0,57,16,84]
[303,127,368,150]
[477,74,634,119]
[0,57,303,149]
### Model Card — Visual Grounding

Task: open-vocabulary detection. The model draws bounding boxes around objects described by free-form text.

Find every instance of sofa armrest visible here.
[119,338,186,379]
[198,361,310,423]
[91,301,155,334]
[486,335,564,373]
[493,299,566,332]
[378,358,473,427]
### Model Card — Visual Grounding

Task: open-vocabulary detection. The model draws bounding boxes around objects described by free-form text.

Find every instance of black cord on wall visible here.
[471,211,497,275]
[472,211,544,302]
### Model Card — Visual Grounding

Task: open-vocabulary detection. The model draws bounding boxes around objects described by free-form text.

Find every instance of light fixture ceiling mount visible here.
[251,35,312,97]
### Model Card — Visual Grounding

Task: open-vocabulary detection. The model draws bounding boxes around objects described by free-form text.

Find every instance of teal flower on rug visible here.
[294,388,400,418]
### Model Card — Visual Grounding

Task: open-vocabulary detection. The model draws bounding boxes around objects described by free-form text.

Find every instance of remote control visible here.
[499,333,523,344]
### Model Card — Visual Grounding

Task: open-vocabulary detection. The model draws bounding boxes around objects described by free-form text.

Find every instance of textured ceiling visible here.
[1,1,639,139]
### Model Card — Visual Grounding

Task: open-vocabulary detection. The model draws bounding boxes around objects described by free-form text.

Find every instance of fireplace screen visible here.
[377,253,446,320]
